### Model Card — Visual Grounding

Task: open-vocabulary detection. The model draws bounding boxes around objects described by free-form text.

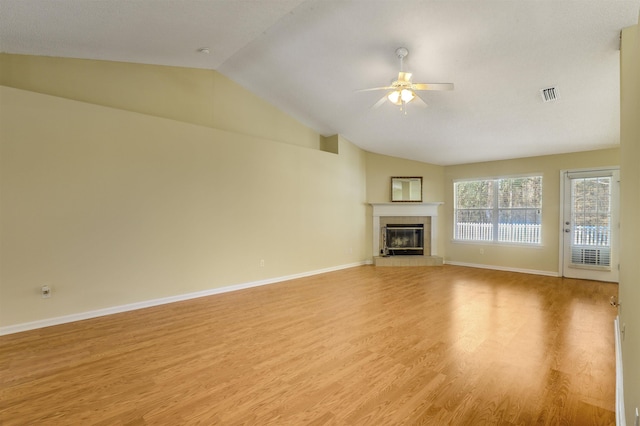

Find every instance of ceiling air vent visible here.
[540,86,559,103]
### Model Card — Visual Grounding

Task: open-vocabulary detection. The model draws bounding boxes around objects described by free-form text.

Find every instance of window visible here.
[454,175,542,244]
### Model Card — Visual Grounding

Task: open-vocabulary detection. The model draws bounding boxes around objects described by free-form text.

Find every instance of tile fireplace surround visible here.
[370,202,443,266]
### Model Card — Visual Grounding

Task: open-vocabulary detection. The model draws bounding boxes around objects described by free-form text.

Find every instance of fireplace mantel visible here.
[370,202,442,218]
[370,202,443,257]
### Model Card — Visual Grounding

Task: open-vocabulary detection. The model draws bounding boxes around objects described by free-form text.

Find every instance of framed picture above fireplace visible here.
[391,177,422,202]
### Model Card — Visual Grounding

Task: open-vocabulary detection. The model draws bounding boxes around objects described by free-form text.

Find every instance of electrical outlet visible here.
[260,259,265,267]
[479,248,485,255]
[41,285,51,298]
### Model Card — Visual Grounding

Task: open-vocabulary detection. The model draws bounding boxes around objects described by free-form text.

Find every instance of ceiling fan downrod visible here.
[395,47,409,72]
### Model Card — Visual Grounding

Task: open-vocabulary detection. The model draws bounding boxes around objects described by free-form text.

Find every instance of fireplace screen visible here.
[383,224,424,256]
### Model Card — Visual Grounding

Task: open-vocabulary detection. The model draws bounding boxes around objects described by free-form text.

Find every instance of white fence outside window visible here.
[573,225,610,246]
[455,222,541,244]
[455,223,610,246]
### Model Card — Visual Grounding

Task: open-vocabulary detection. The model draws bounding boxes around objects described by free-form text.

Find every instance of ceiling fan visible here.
[359,47,454,112]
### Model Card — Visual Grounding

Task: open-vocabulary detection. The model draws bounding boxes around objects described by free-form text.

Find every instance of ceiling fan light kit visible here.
[388,88,415,105]
[360,47,454,113]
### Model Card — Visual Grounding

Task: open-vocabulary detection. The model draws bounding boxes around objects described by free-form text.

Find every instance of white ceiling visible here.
[1,0,639,165]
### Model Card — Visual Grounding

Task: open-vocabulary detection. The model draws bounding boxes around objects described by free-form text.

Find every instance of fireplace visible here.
[370,202,443,264]
[383,224,424,256]
[370,203,443,266]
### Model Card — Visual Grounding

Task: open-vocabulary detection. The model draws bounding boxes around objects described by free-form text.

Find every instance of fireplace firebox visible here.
[383,224,424,256]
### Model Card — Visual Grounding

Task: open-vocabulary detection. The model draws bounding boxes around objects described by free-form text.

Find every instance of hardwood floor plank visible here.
[0,265,617,425]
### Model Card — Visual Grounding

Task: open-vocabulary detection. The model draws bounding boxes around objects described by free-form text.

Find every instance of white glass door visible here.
[561,169,619,282]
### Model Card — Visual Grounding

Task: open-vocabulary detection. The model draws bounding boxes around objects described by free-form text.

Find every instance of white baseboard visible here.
[0,261,370,336]
[444,260,559,277]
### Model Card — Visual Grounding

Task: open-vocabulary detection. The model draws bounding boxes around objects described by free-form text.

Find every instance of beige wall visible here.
[363,146,621,272]
[620,22,640,424]
[0,53,322,150]
[0,82,368,327]
[443,149,620,274]
[365,152,445,203]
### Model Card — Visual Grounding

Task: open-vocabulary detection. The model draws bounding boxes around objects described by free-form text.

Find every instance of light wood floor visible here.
[0,265,618,425]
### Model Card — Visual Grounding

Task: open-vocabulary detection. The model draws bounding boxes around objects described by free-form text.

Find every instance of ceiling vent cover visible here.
[540,86,559,102]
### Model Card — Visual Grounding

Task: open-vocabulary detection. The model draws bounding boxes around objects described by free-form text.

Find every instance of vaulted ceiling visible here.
[1,0,639,165]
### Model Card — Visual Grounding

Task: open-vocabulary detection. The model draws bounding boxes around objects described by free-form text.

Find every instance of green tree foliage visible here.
[455,176,543,243]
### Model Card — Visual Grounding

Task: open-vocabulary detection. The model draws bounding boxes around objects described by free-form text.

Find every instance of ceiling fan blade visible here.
[356,86,395,92]
[372,93,390,109]
[413,93,428,108]
[398,72,412,82]
[412,83,454,91]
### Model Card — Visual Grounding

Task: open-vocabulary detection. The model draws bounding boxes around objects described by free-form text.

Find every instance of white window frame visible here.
[453,174,543,245]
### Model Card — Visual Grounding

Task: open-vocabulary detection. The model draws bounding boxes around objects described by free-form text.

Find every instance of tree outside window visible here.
[454,176,542,244]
